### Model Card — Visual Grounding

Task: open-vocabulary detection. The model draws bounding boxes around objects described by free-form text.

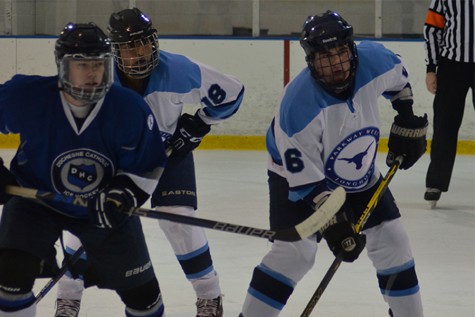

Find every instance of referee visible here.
[423,0,474,208]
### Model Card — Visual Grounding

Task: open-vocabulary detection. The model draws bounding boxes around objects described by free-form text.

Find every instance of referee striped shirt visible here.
[424,0,475,72]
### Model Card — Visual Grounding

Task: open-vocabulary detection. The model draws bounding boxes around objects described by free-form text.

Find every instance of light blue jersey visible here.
[114,50,244,142]
[267,41,411,201]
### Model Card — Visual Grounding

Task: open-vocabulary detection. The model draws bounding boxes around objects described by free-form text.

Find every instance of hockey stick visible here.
[299,156,403,317]
[35,246,85,303]
[5,185,345,242]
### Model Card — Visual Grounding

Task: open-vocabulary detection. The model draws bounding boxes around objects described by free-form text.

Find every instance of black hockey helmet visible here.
[55,22,111,60]
[55,22,114,104]
[300,11,358,98]
[108,8,160,78]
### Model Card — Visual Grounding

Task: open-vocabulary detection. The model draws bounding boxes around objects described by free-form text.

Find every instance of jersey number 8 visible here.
[201,83,227,106]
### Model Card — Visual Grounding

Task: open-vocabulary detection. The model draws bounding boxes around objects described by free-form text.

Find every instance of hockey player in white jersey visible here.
[0,23,167,316]
[239,11,427,317]
[54,8,244,317]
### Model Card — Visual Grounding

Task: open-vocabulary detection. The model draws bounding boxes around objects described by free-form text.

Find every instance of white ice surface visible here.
[0,149,473,317]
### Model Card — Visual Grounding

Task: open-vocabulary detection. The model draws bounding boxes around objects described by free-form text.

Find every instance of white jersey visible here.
[267,41,410,201]
[114,50,244,142]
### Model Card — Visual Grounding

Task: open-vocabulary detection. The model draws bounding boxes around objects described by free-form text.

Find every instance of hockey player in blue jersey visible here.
[0,23,168,316]
[54,8,244,317]
[239,11,427,317]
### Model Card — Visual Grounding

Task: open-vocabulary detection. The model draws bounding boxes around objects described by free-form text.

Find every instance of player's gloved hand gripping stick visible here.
[88,147,173,229]
[299,156,404,317]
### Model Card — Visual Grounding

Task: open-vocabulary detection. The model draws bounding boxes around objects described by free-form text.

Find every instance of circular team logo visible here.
[52,149,114,199]
[326,127,379,192]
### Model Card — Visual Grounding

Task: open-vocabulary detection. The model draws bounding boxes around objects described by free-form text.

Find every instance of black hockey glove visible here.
[168,112,211,156]
[0,157,17,205]
[322,206,366,263]
[387,114,428,170]
[88,175,149,229]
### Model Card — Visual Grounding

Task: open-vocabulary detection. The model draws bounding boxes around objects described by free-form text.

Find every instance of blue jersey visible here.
[0,75,167,218]
[114,50,244,142]
[267,41,411,201]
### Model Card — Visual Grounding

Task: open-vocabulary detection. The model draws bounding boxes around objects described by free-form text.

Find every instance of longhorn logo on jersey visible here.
[325,127,379,192]
[52,149,115,198]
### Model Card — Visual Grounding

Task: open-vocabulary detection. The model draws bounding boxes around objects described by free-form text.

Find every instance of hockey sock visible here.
[191,270,221,299]
[56,275,85,300]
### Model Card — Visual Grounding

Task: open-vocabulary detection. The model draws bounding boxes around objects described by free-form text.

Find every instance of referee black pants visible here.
[426,58,475,191]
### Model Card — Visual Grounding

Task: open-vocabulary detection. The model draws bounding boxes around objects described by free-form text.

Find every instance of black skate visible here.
[424,188,441,208]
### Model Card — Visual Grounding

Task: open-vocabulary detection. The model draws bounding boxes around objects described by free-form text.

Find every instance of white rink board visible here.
[0,38,473,139]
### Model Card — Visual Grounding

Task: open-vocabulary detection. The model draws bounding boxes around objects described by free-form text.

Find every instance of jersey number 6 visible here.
[285,148,304,173]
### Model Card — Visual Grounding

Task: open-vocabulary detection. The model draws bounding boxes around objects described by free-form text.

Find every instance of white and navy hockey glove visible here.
[168,111,211,156]
[387,114,428,170]
[88,175,148,229]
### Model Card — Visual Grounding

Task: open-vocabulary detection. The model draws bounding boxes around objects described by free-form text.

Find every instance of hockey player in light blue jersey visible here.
[55,8,244,317]
[239,11,427,317]
[0,23,167,316]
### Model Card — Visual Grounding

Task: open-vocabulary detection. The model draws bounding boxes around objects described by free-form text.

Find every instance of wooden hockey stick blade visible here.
[299,156,403,317]
[34,246,85,304]
[4,185,344,242]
